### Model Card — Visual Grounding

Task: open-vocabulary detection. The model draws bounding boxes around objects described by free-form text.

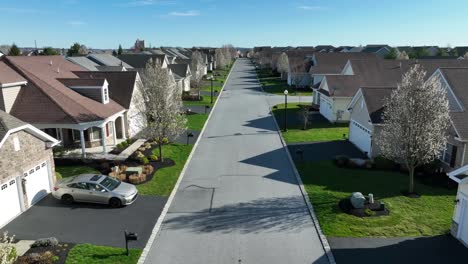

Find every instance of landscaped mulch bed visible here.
[15,243,75,264]
[339,198,390,218]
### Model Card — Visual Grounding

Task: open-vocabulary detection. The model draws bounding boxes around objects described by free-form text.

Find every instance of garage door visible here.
[24,161,51,206]
[320,100,333,122]
[349,120,372,156]
[0,178,22,227]
[460,199,468,245]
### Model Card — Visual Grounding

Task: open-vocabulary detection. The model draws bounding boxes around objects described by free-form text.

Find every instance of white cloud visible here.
[297,5,326,10]
[122,0,175,7]
[68,21,86,26]
[168,10,200,16]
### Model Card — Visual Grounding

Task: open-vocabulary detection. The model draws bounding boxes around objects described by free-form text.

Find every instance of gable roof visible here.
[118,54,166,69]
[438,68,468,140]
[310,53,380,75]
[88,54,133,69]
[168,64,190,79]
[67,56,100,71]
[0,110,59,149]
[73,71,138,109]
[5,56,124,124]
[360,87,396,124]
[0,61,27,87]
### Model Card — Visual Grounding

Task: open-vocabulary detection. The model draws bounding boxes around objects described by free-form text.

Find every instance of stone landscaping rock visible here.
[350,192,366,209]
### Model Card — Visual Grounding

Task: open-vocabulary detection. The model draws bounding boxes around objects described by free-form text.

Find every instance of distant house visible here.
[314,45,335,53]
[87,54,133,70]
[361,45,391,58]
[0,56,144,158]
[67,56,100,71]
[168,64,192,92]
[0,110,59,228]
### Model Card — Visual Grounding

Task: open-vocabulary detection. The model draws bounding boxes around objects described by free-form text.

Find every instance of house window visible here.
[443,143,458,167]
[91,127,102,141]
[72,130,81,141]
[13,135,20,151]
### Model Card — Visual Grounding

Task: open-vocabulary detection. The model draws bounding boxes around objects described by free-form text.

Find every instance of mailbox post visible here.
[124,230,138,256]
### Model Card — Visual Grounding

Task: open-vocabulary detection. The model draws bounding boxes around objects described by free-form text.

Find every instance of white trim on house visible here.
[0,125,60,150]
[0,81,28,88]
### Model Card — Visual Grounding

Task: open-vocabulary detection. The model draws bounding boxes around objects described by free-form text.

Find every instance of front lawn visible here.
[187,113,209,130]
[272,103,349,143]
[66,244,141,264]
[257,69,312,96]
[136,143,193,196]
[183,95,216,106]
[297,161,456,237]
[56,166,100,179]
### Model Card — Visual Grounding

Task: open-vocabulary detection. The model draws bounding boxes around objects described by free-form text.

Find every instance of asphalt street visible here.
[143,59,328,264]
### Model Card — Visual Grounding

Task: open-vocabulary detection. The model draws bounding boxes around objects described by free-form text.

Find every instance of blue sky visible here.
[1,0,468,49]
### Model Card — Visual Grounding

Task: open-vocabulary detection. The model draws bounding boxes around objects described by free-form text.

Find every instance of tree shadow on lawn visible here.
[296,161,456,199]
[163,196,312,234]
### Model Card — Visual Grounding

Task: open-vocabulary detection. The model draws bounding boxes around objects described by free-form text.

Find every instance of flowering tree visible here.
[397,51,409,60]
[378,65,450,194]
[276,52,289,79]
[190,50,205,88]
[136,59,187,161]
[215,49,227,69]
[0,232,16,264]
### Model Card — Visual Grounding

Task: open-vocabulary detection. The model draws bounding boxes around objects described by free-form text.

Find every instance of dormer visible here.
[58,78,110,104]
[341,60,354,75]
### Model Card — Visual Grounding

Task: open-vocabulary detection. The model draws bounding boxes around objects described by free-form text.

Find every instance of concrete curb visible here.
[254,64,336,264]
[137,60,238,264]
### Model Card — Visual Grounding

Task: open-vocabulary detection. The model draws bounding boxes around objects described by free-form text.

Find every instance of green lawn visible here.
[261,78,312,96]
[187,113,209,130]
[183,95,216,106]
[297,161,456,237]
[55,166,100,179]
[66,244,141,264]
[272,103,349,143]
[136,143,193,196]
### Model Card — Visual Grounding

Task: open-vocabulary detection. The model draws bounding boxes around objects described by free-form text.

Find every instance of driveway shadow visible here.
[163,196,312,234]
[329,235,468,264]
[288,141,366,162]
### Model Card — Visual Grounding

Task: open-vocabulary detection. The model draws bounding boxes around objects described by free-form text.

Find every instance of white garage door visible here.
[349,120,372,157]
[320,100,333,122]
[460,199,468,245]
[24,161,51,206]
[0,178,22,227]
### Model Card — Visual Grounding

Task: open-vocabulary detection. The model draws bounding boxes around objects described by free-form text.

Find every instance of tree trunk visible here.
[408,166,415,194]
[159,143,163,162]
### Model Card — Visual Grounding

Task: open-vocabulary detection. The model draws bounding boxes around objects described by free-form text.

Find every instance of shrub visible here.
[138,147,146,152]
[133,151,144,159]
[373,156,396,170]
[140,157,149,165]
[334,155,350,167]
[0,232,17,264]
[144,143,152,149]
[150,155,159,161]
[31,237,59,248]
[52,146,66,156]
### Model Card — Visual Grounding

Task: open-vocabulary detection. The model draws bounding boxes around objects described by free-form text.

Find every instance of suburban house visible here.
[87,54,133,70]
[118,54,169,70]
[0,110,59,228]
[68,56,127,71]
[447,164,468,247]
[346,64,468,162]
[361,45,391,58]
[1,55,139,158]
[309,52,380,108]
[168,63,192,92]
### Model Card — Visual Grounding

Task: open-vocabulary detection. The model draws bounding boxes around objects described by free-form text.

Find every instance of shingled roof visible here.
[0,61,26,86]
[5,56,124,124]
[309,53,380,75]
[118,54,166,69]
[360,87,395,124]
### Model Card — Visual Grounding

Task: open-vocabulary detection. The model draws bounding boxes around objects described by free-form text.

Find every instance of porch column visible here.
[112,121,117,145]
[80,129,86,159]
[101,126,107,153]
[121,115,127,140]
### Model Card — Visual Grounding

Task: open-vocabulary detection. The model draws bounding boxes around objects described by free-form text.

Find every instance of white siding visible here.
[2,85,21,113]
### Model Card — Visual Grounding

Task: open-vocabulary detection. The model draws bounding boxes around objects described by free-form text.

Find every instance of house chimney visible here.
[49,60,53,66]
[57,67,60,74]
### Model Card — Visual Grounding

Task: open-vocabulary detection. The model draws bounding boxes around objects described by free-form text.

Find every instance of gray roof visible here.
[87,54,133,69]
[118,54,166,69]
[0,110,27,141]
[360,87,396,124]
[168,64,190,79]
[96,65,126,71]
[67,56,100,71]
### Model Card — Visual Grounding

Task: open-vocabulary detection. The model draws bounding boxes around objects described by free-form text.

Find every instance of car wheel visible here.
[109,197,122,208]
[62,194,74,204]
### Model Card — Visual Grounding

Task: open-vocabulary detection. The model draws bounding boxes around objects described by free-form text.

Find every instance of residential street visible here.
[143,59,329,264]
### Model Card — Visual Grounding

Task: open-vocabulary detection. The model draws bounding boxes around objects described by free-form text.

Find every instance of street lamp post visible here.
[284,89,288,132]
[210,75,214,104]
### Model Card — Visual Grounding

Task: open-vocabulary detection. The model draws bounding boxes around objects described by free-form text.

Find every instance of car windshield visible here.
[99,177,121,191]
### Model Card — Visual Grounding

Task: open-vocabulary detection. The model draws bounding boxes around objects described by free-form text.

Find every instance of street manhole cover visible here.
[234,133,242,136]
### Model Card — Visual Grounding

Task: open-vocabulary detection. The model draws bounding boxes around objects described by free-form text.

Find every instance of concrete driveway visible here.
[142,59,329,263]
[0,195,167,248]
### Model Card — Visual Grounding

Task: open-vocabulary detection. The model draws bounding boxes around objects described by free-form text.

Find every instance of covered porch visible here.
[39,112,128,159]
